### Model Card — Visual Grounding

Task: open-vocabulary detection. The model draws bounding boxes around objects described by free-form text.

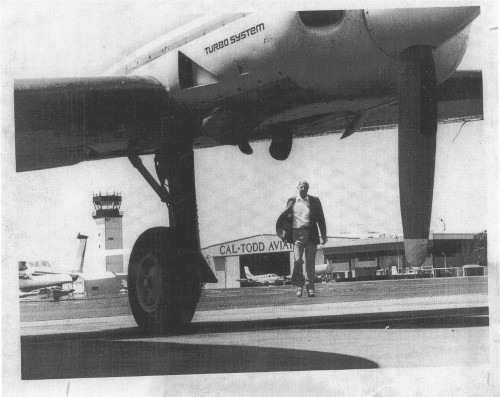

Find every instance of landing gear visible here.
[51,288,74,302]
[128,227,202,334]
[52,290,63,302]
[127,127,216,334]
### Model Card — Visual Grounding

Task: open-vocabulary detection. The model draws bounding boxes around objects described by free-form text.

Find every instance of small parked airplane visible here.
[19,261,77,301]
[237,266,286,286]
[18,233,89,301]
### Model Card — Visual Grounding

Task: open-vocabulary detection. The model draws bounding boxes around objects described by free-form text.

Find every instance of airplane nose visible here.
[363,7,480,59]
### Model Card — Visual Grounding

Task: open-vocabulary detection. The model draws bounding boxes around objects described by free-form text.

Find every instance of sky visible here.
[0,3,495,273]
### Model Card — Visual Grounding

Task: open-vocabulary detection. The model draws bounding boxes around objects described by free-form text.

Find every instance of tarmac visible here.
[18,282,493,394]
[20,293,488,336]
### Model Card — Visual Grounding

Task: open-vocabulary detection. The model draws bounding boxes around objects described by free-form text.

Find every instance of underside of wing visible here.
[15,71,482,172]
[15,76,178,172]
[290,70,483,137]
[194,70,483,149]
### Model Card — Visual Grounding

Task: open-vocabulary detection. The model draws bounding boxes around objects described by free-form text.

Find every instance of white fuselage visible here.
[249,273,283,284]
[105,10,474,122]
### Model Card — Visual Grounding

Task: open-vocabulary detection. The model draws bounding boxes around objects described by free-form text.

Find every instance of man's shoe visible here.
[307,290,315,297]
[296,288,303,297]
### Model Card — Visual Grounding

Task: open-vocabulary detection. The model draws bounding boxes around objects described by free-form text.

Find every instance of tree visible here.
[471,230,487,266]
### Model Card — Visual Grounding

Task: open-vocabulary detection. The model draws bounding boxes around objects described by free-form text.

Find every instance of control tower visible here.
[92,193,124,273]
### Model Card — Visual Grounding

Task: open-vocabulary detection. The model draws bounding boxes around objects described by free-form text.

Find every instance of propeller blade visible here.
[398,46,438,267]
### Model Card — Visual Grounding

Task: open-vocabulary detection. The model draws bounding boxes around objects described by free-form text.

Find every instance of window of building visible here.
[214,257,226,272]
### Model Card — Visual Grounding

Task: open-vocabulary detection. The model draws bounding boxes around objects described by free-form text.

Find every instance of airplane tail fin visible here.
[244,266,253,279]
[76,234,88,273]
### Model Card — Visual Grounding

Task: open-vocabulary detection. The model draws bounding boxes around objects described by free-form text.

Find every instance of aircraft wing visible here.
[19,272,74,291]
[14,71,481,172]
[302,70,482,136]
[19,290,43,298]
[19,286,75,302]
[14,76,175,172]
[195,70,483,148]
[237,279,259,286]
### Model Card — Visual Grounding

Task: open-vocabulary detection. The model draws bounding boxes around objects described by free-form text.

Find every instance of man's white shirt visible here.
[292,195,310,228]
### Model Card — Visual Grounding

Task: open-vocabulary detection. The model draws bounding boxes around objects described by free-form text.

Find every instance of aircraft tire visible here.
[128,227,202,334]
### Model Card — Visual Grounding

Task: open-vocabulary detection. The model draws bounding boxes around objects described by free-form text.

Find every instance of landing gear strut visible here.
[127,132,214,334]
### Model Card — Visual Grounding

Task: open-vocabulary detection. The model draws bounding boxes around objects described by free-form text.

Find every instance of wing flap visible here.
[15,76,172,172]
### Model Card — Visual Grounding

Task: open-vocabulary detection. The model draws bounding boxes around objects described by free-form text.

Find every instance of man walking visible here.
[276,180,327,297]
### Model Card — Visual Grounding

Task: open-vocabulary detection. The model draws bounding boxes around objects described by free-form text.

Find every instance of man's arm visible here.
[276,198,295,243]
[316,198,327,244]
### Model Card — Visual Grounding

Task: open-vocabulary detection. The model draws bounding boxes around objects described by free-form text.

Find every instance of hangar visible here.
[202,233,481,289]
[202,235,296,289]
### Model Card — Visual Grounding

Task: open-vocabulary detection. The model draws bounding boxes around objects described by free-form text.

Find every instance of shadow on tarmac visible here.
[21,327,378,379]
[188,307,488,334]
[21,307,487,380]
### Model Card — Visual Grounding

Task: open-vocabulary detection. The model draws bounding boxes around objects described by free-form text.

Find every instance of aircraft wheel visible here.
[176,276,202,326]
[128,227,202,334]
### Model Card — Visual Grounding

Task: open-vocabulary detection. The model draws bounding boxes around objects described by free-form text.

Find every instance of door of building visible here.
[240,252,290,278]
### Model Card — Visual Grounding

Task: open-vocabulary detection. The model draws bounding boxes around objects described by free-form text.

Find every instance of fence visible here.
[432,265,486,277]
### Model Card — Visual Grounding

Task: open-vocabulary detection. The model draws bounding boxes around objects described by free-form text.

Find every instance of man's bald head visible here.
[297,180,309,198]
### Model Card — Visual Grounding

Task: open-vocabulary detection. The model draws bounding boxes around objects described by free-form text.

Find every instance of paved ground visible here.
[19,277,490,381]
[20,276,487,321]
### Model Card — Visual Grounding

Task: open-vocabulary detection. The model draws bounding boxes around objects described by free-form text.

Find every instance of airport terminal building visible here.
[201,233,480,289]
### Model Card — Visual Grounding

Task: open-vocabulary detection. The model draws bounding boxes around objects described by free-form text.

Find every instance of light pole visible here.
[440,218,446,232]
[396,235,401,272]
[442,252,447,269]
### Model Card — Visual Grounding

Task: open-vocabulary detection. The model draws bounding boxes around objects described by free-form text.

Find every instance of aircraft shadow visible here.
[189,307,489,334]
[20,306,487,380]
[21,328,378,379]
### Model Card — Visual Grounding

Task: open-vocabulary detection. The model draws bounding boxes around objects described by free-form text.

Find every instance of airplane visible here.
[19,261,77,301]
[315,263,335,282]
[237,266,286,286]
[13,8,483,333]
[18,233,89,301]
